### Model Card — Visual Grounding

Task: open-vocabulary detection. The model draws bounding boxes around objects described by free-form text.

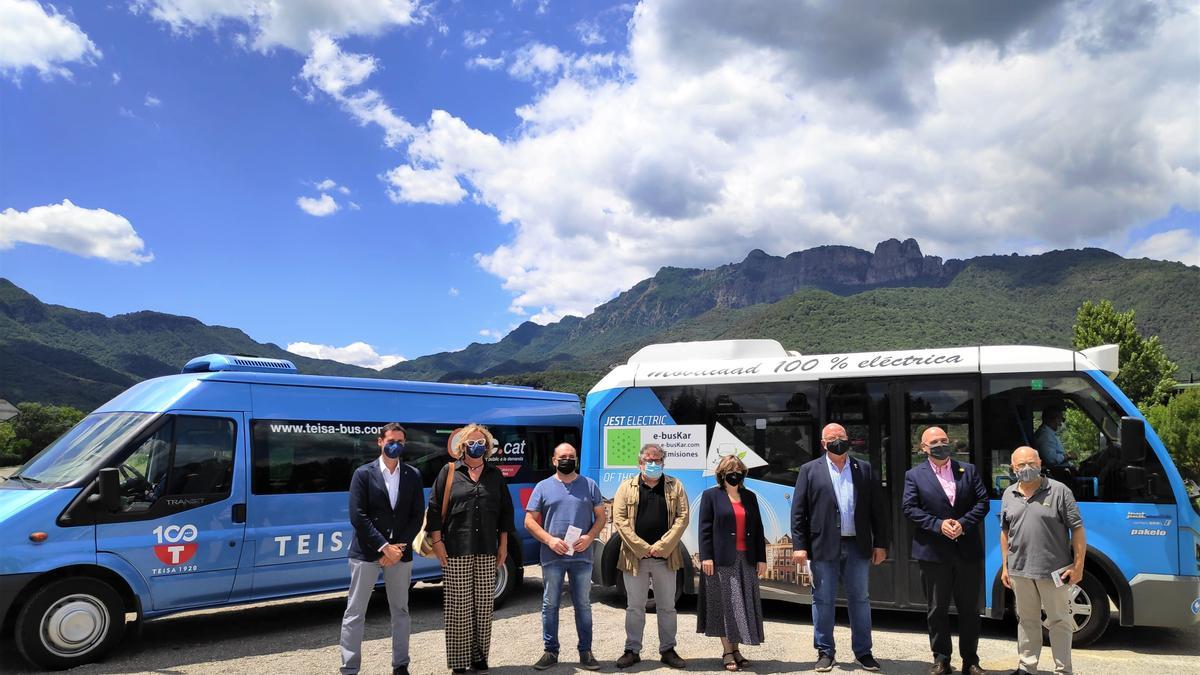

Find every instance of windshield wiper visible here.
[3,473,41,488]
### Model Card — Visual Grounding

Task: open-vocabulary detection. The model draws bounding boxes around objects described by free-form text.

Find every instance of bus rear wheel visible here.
[15,577,126,671]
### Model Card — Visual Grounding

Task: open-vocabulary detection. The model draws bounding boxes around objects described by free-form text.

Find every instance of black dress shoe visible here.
[615,650,641,669]
[965,665,987,675]
[393,667,409,675]
[929,661,952,675]
[471,660,489,673]
[660,648,687,669]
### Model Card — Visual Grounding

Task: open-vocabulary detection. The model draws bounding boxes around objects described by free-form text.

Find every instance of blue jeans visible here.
[811,538,872,659]
[542,560,594,653]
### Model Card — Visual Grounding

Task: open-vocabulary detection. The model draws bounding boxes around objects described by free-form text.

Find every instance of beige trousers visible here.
[1011,575,1073,675]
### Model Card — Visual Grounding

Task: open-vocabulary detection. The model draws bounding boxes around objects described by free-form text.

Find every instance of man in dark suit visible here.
[902,426,990,675]
[340,423,426,675]
[791,422,889,673]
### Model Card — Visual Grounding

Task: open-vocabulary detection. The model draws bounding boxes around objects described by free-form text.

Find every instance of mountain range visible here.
[2,238,1197,409]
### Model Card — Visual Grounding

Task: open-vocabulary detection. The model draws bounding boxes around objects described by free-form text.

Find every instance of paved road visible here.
[3,566,1198,674]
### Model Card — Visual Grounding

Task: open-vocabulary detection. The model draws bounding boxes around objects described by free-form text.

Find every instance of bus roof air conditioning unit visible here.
[182,354,299,374]
[1079,344,1119,378]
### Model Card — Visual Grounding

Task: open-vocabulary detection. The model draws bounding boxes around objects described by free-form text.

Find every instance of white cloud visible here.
[348,201,361,210]
[478,328,504,340]
[1127,228,1200,266]
[111,71,120,84]
[384,163,467,204]
[576,20,605,46]
[299,34,414,148]
[448,287,460,296]
[315,178,338,191]
[467,54,504,70]
[0,199,153,263]
[144,93,161,107]
[507,42,566,80]
[297,193,339,216]
[383,0,1198,322]
[286,341,406,369]
[463,28,490,49]
[133,0,424,52]
[0,0,101,80]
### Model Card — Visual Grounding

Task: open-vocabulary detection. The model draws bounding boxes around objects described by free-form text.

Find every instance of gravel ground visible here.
[2,565,1198,674]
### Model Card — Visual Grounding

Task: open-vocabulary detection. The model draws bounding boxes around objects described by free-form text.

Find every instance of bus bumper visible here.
[1129,573,1200,627]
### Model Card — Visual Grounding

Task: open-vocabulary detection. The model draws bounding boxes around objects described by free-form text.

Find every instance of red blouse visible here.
[731,499,748,551]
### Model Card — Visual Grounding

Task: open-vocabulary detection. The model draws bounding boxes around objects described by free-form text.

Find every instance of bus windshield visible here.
[6,413,156,488]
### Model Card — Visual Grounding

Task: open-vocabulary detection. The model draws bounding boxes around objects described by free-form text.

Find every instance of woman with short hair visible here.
[697,455,767,672]
[426,423,515,674]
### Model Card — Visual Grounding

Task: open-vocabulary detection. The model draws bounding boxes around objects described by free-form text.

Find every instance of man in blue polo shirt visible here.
[525,442,607,671]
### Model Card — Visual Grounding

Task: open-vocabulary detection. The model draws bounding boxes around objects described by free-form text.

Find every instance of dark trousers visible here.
[919,558,982,667]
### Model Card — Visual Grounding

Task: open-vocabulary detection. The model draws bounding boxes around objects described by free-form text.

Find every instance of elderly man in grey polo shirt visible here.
[999,446,1085,675]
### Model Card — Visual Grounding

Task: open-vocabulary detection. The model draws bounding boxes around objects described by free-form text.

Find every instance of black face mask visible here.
[826,439,850,456]
[928,443,953,460]
[724,472,744,486]
[556,458,577,475]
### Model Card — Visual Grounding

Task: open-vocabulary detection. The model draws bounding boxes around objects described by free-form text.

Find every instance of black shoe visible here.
[533,652,558,670]
[452,670,469,674]
[393,667,409,675]
[616,651,641,669]
[929,661,952,675]
[856,653,881,671]
[964,666,987,675]
[815,653,836,672]
[579,651,601,670]
[471,661,489,674]
[660,648,687,669]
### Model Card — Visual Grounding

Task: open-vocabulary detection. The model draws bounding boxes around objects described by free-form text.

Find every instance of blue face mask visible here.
[383,441,404,459]
[643,461,663,479]
[464,439,488,459]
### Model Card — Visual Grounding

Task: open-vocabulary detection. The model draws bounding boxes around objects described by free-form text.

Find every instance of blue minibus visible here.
[0,354,581,669]
[584,339,1200,646]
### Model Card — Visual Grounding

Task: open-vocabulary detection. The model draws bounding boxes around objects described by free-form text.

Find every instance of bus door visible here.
[97,412,247,610]
[896,378,980,611]
[822,381,903,605]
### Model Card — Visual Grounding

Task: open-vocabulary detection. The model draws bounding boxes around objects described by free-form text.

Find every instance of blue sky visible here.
[1,1,1197,369]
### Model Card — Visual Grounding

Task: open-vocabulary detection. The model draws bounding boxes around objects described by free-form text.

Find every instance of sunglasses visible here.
[462,439,488,451]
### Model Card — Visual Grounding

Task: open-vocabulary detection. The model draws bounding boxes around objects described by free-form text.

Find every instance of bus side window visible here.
[708,382,817,487]
[117,420,174,511]
[165,416,236,496]
[982,375,1173,504]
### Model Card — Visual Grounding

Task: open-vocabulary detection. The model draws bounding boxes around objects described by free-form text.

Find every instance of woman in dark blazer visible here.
[697,455,767,672]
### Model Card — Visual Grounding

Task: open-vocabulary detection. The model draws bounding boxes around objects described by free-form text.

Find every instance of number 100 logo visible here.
[153,524,198,565]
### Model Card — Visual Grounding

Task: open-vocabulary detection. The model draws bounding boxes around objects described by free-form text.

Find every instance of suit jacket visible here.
[698,486,768,567]
[791,455,889,561]
[347,459,426,563]
[901,459,989,562]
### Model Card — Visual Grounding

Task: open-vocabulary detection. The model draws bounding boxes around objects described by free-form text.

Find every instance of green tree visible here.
[3,402,86,463]
[1072,300,1177,407]
[1146,388,1200,476]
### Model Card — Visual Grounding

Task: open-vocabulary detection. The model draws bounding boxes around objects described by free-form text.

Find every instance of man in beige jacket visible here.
[613,443,690,669]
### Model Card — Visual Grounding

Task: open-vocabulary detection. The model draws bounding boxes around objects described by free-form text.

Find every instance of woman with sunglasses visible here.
[426,424,516,674]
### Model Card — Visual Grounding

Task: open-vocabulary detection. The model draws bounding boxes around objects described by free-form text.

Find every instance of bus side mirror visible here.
[1120,417,1145,465]
[87,468,120,512]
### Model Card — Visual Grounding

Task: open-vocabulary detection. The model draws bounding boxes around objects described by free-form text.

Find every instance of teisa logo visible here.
[153,524,199,565]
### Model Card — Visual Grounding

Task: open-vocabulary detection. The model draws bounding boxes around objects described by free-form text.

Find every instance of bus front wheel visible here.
[14,576,126,671]
[493,553,521,607]
[1050,569,1110,647]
